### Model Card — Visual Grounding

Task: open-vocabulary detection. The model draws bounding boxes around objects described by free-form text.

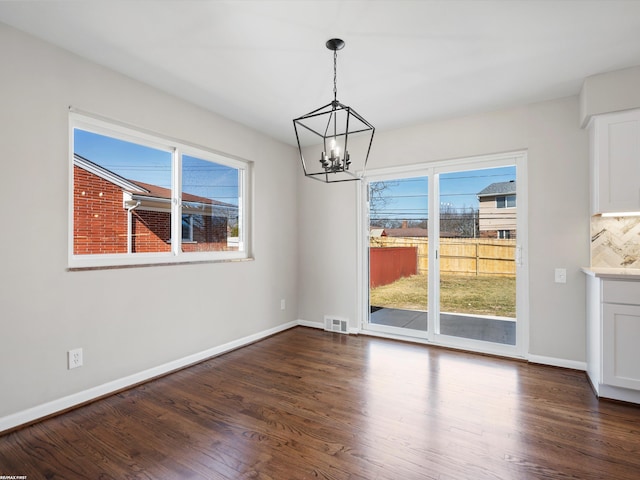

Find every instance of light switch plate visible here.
[555,268,567,284]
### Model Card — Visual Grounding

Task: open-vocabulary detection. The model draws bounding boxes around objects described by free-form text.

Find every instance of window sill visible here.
[67,256,254,272]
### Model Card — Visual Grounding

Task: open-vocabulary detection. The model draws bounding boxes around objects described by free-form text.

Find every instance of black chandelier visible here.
[293,38,375,183]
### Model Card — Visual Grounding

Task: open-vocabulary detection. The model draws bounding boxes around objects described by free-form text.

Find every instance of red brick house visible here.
[73,154,238,255]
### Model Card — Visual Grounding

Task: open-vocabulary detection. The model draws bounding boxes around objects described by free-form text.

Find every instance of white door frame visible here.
[357,151,529,359]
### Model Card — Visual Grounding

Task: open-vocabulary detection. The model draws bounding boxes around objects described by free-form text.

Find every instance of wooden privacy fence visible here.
[370,237,516,277]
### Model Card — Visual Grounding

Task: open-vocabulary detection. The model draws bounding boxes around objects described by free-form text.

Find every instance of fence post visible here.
[476,242,479,276]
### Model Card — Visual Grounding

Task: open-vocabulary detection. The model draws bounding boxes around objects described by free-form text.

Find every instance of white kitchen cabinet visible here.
[585,272,640,404]
[589,108,640,214]
[602,303,640,390]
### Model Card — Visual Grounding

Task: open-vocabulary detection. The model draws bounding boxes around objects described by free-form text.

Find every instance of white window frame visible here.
[496,194,516,208]
[68,111,252,269]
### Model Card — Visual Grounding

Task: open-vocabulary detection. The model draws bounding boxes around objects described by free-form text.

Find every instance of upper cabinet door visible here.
[590,108,640,215]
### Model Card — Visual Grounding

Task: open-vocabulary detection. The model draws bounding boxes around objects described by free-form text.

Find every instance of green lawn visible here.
[370,274,516,318]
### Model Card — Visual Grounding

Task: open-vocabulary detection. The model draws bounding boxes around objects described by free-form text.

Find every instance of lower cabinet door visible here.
[603,303,640,390]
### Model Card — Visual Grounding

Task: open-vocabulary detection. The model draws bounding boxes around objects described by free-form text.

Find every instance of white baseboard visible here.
[527,354,587,371]
[598,383,640,404]
[296,319,324,330]
[0,321,298,434]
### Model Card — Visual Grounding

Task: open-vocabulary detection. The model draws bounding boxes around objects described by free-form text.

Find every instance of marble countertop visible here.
[582,267,640,279]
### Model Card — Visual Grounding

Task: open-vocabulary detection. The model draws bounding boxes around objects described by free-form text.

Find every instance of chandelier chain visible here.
[333,49,338,102]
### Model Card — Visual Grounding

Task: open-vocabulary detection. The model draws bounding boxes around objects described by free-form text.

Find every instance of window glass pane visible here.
[440,166,516,345]
[368,177,429,333]
[182,214,193,241]
[506,195,516,208]
[181,155,240,252]
[73,129,172,255]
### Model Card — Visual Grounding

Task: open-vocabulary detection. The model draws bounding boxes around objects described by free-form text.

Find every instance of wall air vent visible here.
[324,316,349,334]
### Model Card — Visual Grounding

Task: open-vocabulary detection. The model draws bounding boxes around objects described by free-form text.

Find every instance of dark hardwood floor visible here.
[1,327,640,479]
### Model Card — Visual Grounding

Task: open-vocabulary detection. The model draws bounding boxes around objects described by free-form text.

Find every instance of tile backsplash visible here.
[591,215,640,268]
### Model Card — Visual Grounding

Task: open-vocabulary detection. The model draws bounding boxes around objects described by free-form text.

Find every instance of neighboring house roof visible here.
[477,180,516,197]
[131,180,235,208]
[74,154,147,193]
[370,228,385,238]
[74,153,236,210]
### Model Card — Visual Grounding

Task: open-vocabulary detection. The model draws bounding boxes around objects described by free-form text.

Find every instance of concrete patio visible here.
[370,307,516,345]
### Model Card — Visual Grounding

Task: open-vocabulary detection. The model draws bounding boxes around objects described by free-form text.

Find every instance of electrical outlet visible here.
[68,348,83,369]
[280,299,286,310]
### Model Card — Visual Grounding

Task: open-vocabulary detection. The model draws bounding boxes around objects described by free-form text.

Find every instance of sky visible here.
[370,165,516,221]
[75,128,514,215]
[74,129,239,205]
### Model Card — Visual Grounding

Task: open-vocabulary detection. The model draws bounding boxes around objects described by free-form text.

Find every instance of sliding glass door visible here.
[368,176,429,338]
[363,152,527,357]
[436,167,517,347]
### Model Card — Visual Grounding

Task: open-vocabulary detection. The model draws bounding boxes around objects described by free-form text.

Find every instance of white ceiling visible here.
[2,1,640,146]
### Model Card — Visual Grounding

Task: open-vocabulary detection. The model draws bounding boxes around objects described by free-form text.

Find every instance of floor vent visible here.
[324,316,349,334]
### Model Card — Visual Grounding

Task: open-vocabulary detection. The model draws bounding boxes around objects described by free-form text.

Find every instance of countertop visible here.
[582,267,640,279]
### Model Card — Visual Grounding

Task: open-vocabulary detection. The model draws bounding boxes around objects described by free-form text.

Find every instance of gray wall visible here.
[298,96,591,364]
[0,23,299,420]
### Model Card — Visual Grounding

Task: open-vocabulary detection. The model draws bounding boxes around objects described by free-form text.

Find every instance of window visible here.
[182,215,194,242]
[498,229,512,239]
[496,195,516,208]
[69,112,251,268]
